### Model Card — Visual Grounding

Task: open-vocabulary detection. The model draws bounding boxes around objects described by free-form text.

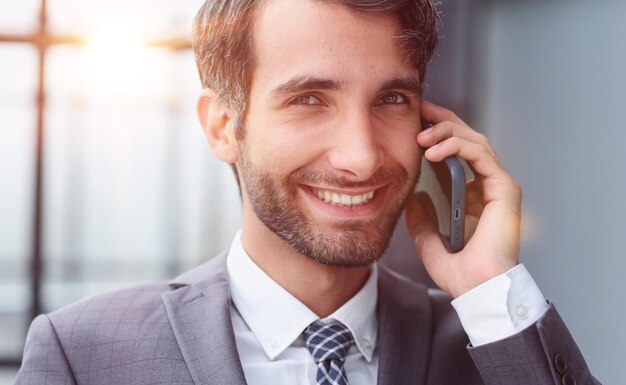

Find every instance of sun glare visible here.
[87,27,145,57]
[84,26,148,95]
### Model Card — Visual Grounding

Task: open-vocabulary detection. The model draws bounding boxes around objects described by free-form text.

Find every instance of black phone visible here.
[418,125,466,252]
[423,156,466,252]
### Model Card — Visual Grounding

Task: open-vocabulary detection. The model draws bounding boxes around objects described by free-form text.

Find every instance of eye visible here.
[375,93,407,106]
[290,95,323,106]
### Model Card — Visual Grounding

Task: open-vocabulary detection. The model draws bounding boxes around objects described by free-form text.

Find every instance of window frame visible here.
[0,0,192,368]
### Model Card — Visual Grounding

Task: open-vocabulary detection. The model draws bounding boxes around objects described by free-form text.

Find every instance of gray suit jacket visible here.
[14,255,599,384]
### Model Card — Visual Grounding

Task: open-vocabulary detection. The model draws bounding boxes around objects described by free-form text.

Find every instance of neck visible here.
[240,218,370,318]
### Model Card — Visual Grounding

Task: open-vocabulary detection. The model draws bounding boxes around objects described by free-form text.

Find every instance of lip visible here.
[300,183,391,221]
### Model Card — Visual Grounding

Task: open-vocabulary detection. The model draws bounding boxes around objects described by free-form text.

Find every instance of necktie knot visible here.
[303,320,354,385]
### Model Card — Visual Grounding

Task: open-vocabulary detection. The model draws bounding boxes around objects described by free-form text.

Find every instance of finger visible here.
[417,191,439,231]
[419,100,497,157]
[405,191,436,236]
[418,120,497,158]
[465,179,484,217]
[425,137,522,207]
[420,100,468,127]
[405,192,447,258]
[424,136,503,181]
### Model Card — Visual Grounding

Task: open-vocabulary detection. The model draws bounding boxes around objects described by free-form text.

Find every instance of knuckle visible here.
[471,141,487,157]
[475,132,490,146]
[436,121,454,138]
[504,177,523,201]
[477,142,490,154]
[447,110,461,122]
[448,136,462,147]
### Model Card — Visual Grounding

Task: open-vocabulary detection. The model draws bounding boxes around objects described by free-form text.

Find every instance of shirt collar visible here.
[226,230,378,362]
[326,265,377,362]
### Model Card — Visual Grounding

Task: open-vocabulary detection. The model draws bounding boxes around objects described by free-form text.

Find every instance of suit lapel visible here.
[162,255,247,385]
[161,255,435,385]
[377,266,433,385]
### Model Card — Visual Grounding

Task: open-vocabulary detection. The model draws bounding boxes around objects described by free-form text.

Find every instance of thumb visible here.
[405,191,446,257]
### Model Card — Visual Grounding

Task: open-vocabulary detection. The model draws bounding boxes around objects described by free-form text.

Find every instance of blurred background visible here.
[0,0,624,384]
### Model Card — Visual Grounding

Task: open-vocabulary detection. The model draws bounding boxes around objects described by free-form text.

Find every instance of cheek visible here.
[255,112,342,170]
[244,130,321,174]
[376,120,421,171]
[390,139,421,177]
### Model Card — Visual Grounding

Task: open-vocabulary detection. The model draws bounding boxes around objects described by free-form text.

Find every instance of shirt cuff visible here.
[450,264,549,346]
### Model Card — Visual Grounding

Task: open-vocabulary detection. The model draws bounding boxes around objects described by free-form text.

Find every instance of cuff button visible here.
[562,373,576,385]
[515,304,529,320]
[554,353,568,374]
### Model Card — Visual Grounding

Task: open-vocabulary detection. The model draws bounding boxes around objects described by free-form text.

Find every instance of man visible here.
[15,0,599,384]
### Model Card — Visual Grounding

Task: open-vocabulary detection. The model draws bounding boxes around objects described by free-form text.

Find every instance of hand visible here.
[405,100,522,298]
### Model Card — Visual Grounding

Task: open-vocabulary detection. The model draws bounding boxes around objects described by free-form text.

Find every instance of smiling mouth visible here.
[311,188,376,208]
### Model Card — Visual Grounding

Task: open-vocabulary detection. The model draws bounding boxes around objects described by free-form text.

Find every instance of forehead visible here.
[254,0,404,47]
[250,0,417,92]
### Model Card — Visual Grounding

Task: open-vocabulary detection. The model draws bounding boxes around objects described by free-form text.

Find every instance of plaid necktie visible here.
[303,320,355,385]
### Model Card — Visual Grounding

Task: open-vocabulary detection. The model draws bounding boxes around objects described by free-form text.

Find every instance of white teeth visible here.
[313,188,376,207]
[351,195,363,205]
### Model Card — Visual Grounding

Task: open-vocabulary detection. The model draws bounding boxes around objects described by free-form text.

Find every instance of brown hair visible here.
[193,0,440,126]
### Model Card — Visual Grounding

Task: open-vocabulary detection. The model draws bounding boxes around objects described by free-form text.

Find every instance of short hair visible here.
[192,0,440,128]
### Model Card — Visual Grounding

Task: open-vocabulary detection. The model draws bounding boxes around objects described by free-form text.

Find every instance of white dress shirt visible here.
[451,263,549,346]
[225,230,548,384]
[227,231,378,385]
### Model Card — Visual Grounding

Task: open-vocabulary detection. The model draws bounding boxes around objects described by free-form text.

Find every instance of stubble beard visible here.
[238,151,417,268]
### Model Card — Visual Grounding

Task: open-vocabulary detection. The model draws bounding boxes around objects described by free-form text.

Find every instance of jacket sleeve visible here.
[468,303,601,385]
[14,314,76,385]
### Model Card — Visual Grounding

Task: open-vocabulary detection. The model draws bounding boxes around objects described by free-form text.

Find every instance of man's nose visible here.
[326,110,385,180]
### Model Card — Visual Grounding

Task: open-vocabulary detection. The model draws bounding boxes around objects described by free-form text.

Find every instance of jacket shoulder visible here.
[48,282,185,375]
[17,281,195,385]
[48,282,171,332]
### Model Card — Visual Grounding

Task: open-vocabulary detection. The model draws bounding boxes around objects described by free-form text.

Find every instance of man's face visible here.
[236,0,422,267]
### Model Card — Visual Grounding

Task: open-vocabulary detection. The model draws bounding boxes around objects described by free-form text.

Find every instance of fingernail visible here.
[420,126,433,136]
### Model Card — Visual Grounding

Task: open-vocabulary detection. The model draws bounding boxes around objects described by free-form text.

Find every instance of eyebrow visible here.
[379,77,422,96]
[269,75,422,98]
[270,76,343,98]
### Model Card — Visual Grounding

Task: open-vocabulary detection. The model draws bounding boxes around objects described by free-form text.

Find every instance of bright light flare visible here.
[87,28,145,58]
[84,26,148,97]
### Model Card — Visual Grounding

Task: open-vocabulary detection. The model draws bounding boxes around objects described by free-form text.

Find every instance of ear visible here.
[197,88,238,164]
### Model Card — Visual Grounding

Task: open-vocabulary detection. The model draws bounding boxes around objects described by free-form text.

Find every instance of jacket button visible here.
[554,353,568,374]
[562,374,576,385]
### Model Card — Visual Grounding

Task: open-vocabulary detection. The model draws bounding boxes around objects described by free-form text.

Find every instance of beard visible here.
[238,150,417,268]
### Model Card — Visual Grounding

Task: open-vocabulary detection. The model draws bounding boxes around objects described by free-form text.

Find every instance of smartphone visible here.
[417,127,466,252]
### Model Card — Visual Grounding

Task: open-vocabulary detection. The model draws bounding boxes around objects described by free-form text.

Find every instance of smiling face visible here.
[235,0,423,267]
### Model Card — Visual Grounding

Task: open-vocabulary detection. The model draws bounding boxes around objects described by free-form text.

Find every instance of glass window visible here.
[0,0,242,369]
[47,0,206,40]
[43,43,182,308]
[42,43,240,311]
[0,0,39,35]
[0,45,37,360]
